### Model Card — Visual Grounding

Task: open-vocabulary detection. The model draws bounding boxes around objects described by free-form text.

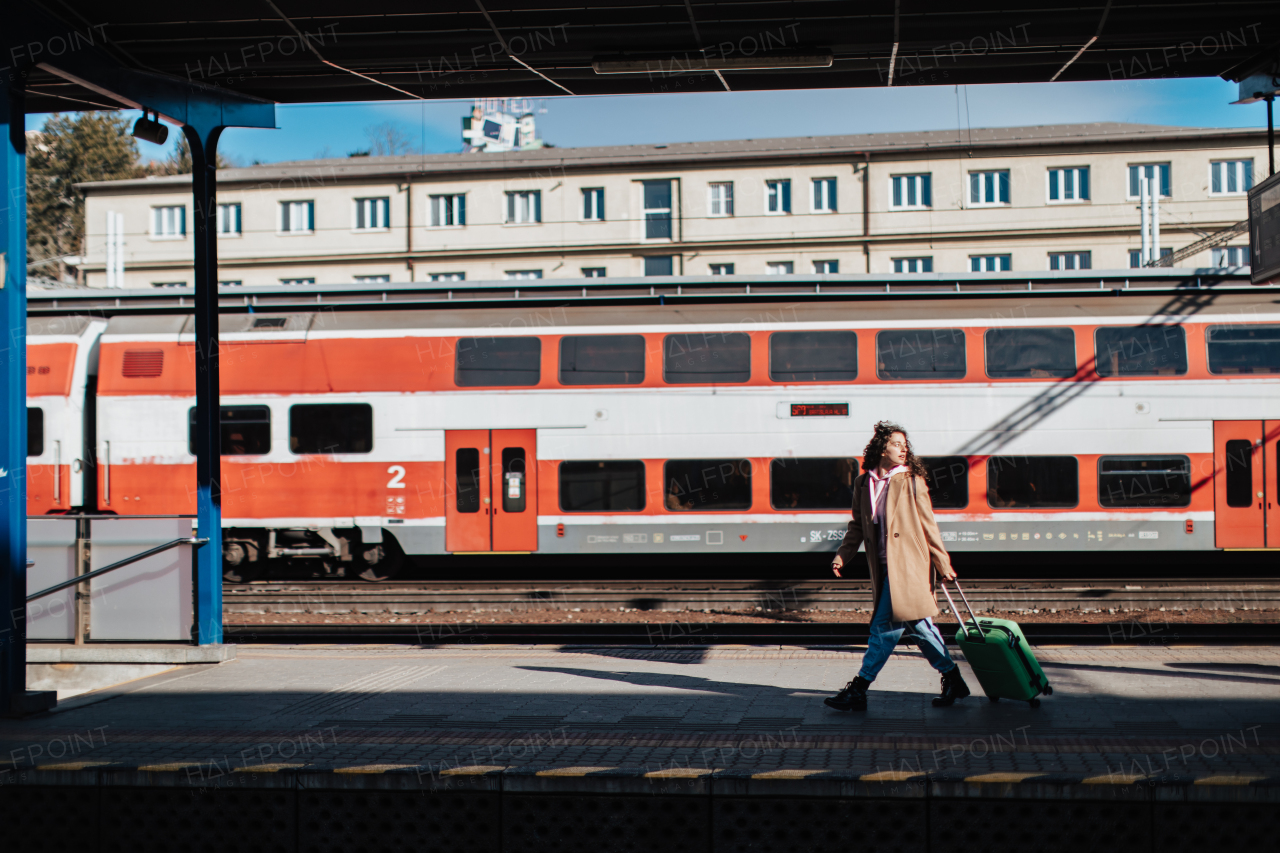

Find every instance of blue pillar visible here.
[188,124,225,645]
[0,85,28,709]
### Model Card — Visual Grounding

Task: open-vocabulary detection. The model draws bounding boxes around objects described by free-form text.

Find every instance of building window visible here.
[987,456,1078,508]
[559,461,646,512]
[151,281,187,288]
[770,458,856,510]
[1206,325,1280,374]
[455,336,541,386]
[430,194,466,227]
[1129,248,1172,268]
[766,261,794,275]
[354,274,390,283]
[811,177,837,213]
[280,200,314,233]
[151,205,185,238]
[891,174,931,209]
[505,190,541,224]
[216,203,241,235]
[1212,246,1251,267]
[280,277,315,285]
[984,327,1077,378]
[430,272,465,282]
[27,407,43,457]
[971,255,1011,272]
[968,170,1010,206]
[354,197,390,230]
[1095,326,1188,376]
[664,332,751,384]
[559,335,645,385]
[1098,456,1192,508]
[709,263,735,275]
[1210,160,1253,195]
[893,257,932,273]
[504,270,542,280]
[1047,167,1089,203]
[920,456,969,509]
[769,331,857,382]
[582,187,605,221]
[876,328,967,380]
[708,182,734,217]
[188,406,272,456]
[643,180,673,239]
[1128,163,1171,198]
[813,260,839,274]
[766,179,791,214]
[581,267,606,278]
[289,404,372,454]
[219,280,242,287]
[664,459,752,511]
[1049,251,1091,270]
[644,255,674,276]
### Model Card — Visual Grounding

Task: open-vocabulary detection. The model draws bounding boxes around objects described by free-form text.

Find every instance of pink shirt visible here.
[867,465,908,561]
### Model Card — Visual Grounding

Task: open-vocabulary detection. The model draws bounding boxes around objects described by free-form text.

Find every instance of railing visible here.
[27,538,206,603]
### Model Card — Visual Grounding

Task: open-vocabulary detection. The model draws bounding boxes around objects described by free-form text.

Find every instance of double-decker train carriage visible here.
[24,292,1280,580]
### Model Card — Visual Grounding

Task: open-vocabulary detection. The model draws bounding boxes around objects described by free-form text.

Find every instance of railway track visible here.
[224,578,1280,616]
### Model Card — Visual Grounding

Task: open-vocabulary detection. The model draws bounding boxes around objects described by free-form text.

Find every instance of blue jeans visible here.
[858,577,957,682]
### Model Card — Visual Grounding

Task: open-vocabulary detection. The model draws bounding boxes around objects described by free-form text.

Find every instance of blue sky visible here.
[31,76,1265,166]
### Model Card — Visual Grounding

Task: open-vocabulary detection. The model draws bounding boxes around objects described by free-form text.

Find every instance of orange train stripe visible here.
[25,344,77,397]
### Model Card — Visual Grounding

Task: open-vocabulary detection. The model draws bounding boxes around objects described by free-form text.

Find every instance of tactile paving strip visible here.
[931,798,1149,853]
[714,797,925,853]
[0,784,99,852]
[100,786,294,853]
[504,794,710,853]
[299,790,499,853]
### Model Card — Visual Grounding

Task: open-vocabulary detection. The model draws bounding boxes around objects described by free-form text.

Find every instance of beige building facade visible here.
[77,122,1265,288]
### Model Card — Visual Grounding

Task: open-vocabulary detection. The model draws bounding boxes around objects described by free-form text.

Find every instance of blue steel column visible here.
[0,85,28,709]
[188,124,224,645]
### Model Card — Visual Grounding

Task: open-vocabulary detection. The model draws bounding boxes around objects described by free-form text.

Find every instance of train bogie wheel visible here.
[359,538,405,582]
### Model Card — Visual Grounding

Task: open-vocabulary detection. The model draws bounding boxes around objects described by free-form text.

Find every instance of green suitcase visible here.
[939,581,1052,707]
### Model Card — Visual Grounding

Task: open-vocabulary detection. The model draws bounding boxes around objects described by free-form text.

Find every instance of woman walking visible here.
[824,421,971,711]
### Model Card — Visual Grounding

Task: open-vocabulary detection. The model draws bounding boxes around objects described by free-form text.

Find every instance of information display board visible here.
[1249,169,1280,284]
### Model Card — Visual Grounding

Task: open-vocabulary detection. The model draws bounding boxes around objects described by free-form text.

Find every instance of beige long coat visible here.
[835,470,953,621]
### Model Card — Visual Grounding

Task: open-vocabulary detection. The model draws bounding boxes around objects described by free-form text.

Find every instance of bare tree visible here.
[365,122,418,156]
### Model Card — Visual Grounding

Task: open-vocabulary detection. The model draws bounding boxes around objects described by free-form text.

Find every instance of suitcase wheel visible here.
[1029,698,1041,709]
[1043,685,1053,696]
[988,696,1000,703]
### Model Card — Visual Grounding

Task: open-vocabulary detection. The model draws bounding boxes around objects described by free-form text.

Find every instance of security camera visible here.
[132,111,169,146]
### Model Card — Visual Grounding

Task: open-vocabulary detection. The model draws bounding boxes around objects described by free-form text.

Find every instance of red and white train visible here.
[25,292,1280,580]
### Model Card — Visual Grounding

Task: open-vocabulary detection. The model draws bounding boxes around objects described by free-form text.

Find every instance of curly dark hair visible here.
[861,420,929,479]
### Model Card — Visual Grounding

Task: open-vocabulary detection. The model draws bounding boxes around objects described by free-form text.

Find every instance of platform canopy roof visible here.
[18,1,1280,114]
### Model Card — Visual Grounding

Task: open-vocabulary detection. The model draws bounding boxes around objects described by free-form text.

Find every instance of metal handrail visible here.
[27,537,207,602]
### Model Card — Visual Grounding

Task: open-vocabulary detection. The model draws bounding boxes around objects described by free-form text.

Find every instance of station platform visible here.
[2,642,1277,851]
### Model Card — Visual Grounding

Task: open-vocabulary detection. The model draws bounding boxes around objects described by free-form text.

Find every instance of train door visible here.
[1213,421,1266,548]
[443,429,538,552]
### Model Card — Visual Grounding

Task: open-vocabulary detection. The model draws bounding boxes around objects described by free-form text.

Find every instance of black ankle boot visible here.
[932,667,971,707]
[824,676,870,711]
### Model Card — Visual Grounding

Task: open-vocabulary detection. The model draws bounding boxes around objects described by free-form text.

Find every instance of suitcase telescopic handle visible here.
[939,579,984,639]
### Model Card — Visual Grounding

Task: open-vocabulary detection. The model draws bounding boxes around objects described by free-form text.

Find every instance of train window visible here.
[289,404,372,454]
[27,407,43,457]
[455,447,481,513]
[663,332,751,383]
[455,336,541,386]
[664,459,753,510]
[770,458,856,509]
[876,328,966,380]
[501,447,527,513]
[559,461,646,512]
[984,327,1077,378]
[1206,325,1280,374]
[559,335,645,385]
[1098,456,1191,508]
[1095,326,1188,376]
[1224,440,1254,507]
[986,456,1078,508]
[188,406,272,455]
[920,456,969,509]
[769,331,858,382]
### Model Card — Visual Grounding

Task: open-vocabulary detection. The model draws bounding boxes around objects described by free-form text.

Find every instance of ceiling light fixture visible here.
[132,110,169,146]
